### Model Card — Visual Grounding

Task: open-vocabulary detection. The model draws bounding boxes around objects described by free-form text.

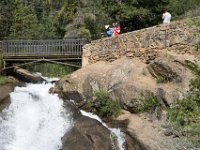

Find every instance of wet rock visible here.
[61,91,84,104]
[62,100,82,120]
[0,83,15,102]
[62,115,113,150]
[0,96,11,112]
[0,82,23,111]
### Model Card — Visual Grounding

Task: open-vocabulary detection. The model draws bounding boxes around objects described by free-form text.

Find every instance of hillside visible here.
[1,0,200,40]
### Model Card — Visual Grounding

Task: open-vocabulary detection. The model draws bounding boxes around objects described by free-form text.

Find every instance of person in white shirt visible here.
[162,11,171,24]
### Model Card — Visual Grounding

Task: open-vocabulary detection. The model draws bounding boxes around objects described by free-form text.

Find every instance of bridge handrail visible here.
[1,38,88,56]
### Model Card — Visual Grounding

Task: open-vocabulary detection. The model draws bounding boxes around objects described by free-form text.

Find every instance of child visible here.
[112,22,121,37]
[105,25,113,37]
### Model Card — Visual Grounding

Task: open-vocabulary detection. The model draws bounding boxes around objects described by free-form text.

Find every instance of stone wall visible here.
[82,19,199,66]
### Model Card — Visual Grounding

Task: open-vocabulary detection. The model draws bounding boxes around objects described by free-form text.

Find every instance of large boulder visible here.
[51,51,197,111]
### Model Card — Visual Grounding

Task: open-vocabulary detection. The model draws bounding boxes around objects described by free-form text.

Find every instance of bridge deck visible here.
[1,39,87,60]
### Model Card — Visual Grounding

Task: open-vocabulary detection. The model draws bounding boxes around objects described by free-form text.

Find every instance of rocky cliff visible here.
[51,18,200,149]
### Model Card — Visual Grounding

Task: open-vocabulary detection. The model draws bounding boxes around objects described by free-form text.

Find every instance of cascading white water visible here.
[0,77,125,150]
[0,82,73,150]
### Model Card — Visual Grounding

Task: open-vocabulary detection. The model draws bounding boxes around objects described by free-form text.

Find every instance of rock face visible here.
[0,81,23,111]
[52,51,197,112]
[53,51,199,149]
[51,18,200,150]
[117,110,184,150]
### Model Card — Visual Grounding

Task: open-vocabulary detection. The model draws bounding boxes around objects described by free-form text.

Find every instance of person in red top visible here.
[112,22,121,37]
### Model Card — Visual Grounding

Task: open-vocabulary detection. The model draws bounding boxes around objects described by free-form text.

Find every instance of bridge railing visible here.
[1,38,88,56]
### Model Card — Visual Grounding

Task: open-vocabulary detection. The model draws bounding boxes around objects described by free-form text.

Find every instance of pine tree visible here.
[0,0,14,40]
[9,0,40,39]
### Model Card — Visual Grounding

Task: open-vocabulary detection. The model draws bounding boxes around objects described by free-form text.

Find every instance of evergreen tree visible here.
[8,0,40,39]
[168,0,200,16]
[0,0,14,40]
[0,0,199,40]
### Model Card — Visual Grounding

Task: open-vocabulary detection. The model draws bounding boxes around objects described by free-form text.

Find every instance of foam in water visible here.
[0,82,73,150]
[80,110,125,150]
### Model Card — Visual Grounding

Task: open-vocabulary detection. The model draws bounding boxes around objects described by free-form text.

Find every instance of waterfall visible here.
[0,77,125,150]
[0,82,73,150]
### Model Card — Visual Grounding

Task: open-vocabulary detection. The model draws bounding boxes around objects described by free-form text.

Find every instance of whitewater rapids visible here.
[0,82,73,150]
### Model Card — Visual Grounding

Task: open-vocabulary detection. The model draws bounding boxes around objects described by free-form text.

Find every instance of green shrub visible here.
[185,60,200,76]
[186,18,200,51]
[193,18,200,51]
[23,63,78,77]
[167,98,199,128]
[134,91,161,116]
[194,43,200,51]
[157,74,168,83]
[167,97,200,147]
[0,75,13,85]
[79,26,91,39]
[167,61,200,147]
[91,89,121,121]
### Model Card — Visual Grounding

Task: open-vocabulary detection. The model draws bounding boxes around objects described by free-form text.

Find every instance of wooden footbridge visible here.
[0,38,88,70]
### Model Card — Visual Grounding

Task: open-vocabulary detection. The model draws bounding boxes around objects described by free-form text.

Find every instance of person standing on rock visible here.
[162,10,171,24]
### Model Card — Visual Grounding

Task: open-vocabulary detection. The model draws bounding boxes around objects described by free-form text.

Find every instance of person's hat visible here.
[105,25,109,29]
